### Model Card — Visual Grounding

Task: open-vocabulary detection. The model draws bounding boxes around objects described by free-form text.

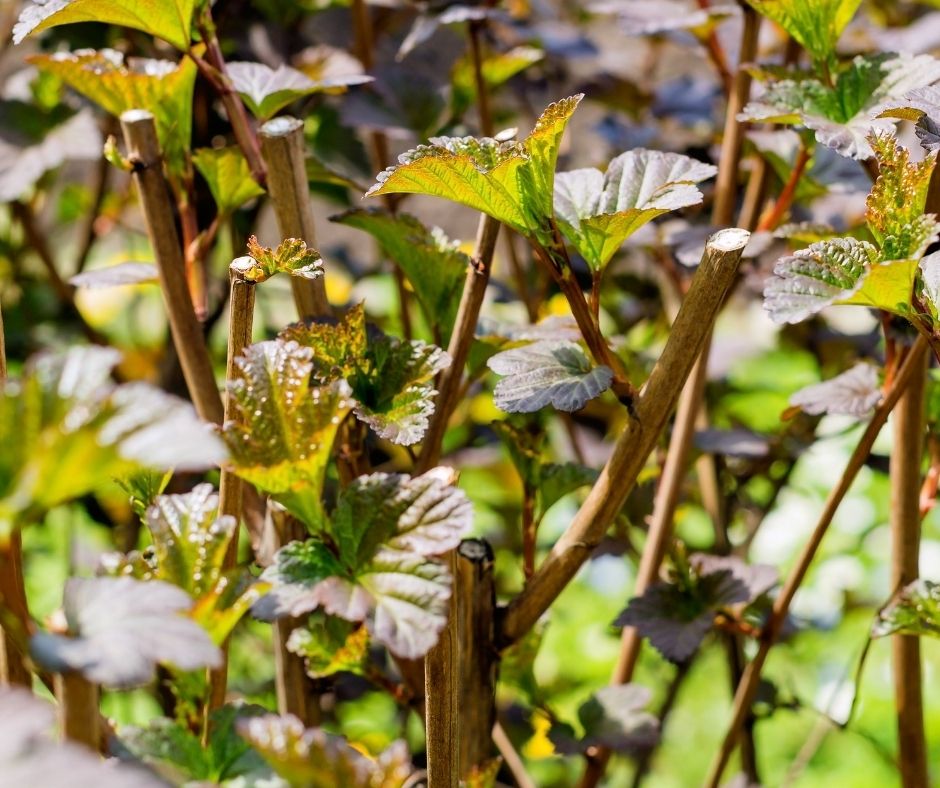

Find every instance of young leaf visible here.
[30,577,221,688]
[487,340,614,412]
[192,147,265,215]
[554,149,716,270]
[29,50,197,175]
[221,339,352,528]
[872,579,940,638]
[789,363,882,417]
[244,237,323,282]
[331,208,467,341]
[257,469,473,659]
[745,0,862,66]
[762,237,881,324]
[740,54,940,159]
[280,308,451,445]
[866,133,939,260]
[550,684,659,756]
[237,714,413,787]
[367,95,583,241]
[13,0,197,50]
[226,61,371,121]
[0,688,166,787]
[145,484,236,598]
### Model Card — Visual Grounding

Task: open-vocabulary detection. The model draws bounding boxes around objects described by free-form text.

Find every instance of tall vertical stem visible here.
[55,671,100,752]
[890,349,928,787]
[425,550,459,788]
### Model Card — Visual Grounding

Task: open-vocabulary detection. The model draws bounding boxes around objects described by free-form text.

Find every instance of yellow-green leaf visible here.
[192,146,264,215]
[746,0,861,66]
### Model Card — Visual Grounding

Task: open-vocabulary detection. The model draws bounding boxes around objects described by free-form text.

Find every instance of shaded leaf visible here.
[487,340,613,412]
[694,429,771,458]
[30,49,196,175]
[31,577,220,688]
[367,95,583,242]
[237,714,412,787]
[689,554,778,601]
[244,236,323,282]
[192,147,265,214]
[69,262,157,289]
[745,0,861,66]
[789,363,882,416]
[873,579,940,638]
[555,149,716,270]
[331,208,467,342]
[551,684,659,756]
[537,462,598,516]
[13,0,196,49]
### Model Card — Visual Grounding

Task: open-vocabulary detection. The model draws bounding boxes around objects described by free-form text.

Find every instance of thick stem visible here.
[259,117,331,320]
[417,214,500,472]
[425,549,459,788]
[55,671,100,752]
[120,110,224,425]
[207,259,257,712]
[889,350,928,787]
[455,540,498,777]
[703,336,929,787]
[500,229,750,646]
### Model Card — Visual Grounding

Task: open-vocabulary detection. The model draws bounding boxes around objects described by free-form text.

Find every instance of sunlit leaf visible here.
[331,208,467,342]
[31,577,221,688]
[69,262,158,289]
[873,579,940,638]
[487,340,613,412]
[244,236,323,282]
[789,363,882,416]
[550,684,659,756]
[367,95,583,242]
[286,614,370,679]
[0,688,166,787]
[221,339,352,528]
[29,49,197,175]
[866,133,939,260]
[744,0,862,66]
[192,147,265,214]
[237,714,413,787]
[13,0,196,49]
[762,237,881,324]
[145,484,236,598]
[554,149,716,270]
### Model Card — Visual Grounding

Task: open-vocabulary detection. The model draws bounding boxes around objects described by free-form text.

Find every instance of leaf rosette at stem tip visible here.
[253,467,473,660]
[365,94,583,245]
[242,236,324,282]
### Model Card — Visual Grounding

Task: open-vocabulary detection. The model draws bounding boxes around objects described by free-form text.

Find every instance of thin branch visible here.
[703,335,929,787]
[756,143,810,232]
[499,229,750,646]
[258,117,331,320]
[120,110,224,425]
[493,721,536,788]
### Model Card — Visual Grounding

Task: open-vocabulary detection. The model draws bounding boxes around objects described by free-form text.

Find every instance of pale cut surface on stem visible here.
[500,228,750,645]
[120,110,223,425]
[259,117,330,320]
[703,336,929,787]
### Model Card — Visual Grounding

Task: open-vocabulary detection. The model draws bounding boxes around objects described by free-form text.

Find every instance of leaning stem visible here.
[756,144,810,232]
[703,335,929,787]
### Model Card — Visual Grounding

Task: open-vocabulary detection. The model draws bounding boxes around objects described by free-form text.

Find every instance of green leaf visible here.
[745,0,861,66]
[537,462,598,517]
[13,0,196,49]
[487,340,613,412]
[0,347,226,533]
[367,95,583,241]
[29,49,197,175]
[331,208,468,343]
[258,469,472,658]
[280,307,450,446]
[243,236,323,282]
[873,580,940,638]
[762,237,884,324]
[30,577,220,688]
[192,147,265,215]
[554,150,716,270]
[237,714,413,787]
[221,339,352,528]
[286,614,370,679]
[866,133,939,260]
[144,484,236,598]
[226,61,370,121]
[740,54,940,159]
